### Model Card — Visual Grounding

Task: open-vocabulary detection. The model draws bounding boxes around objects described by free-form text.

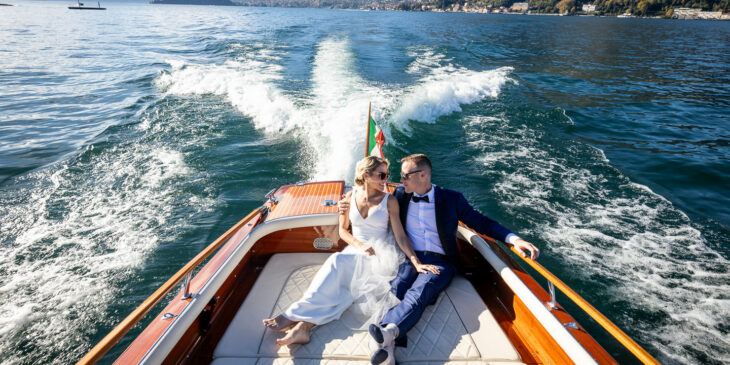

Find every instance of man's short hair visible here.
[400,153,432,172]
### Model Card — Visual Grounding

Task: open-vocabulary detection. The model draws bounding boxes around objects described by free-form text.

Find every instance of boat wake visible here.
[465,112,730,364]
[157,38,513,182]
[0,103,218,364]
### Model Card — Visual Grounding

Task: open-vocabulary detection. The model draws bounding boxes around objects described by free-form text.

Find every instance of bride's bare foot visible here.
[276,321,314,346]
[263,314,295,331]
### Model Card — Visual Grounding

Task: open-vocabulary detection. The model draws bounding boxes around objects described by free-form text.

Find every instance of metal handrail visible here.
[473,231,660,365]
[77,207,265,365]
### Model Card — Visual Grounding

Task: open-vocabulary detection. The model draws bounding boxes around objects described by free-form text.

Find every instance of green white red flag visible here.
[367,116,385,158]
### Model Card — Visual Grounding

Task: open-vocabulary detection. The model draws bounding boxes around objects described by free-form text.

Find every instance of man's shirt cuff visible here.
[505,233,520,245]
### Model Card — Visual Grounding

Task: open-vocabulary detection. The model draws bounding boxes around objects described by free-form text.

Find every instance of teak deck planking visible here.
[266,181,344,220]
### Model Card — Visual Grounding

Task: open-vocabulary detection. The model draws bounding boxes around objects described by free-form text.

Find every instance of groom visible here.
[351,153,540,365]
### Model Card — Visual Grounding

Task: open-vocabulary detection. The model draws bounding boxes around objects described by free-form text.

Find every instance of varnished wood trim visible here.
[254,226,343,254]
[100,210,262,365]
[168,253,270,365]
[468,227,655,365]
[457,234,617,364]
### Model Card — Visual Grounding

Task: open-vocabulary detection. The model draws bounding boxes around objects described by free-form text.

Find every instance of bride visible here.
[262,156,440,346]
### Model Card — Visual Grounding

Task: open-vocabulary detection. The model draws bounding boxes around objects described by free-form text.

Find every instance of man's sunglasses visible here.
[373,172,390,180]
[400,170,422,180]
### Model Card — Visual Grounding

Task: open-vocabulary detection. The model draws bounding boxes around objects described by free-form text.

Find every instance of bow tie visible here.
[412,195,429,203]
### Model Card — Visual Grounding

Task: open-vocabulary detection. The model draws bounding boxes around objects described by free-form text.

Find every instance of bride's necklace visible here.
[361,187,384,203]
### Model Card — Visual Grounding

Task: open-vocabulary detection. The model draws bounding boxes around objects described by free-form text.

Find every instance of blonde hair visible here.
[354,156,390,187]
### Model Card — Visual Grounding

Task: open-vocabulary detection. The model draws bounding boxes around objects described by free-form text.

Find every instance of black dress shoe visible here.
[369,323,384,345]
[370,348,389,365]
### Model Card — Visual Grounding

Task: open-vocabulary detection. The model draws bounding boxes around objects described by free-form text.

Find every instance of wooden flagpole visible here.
[365,102,371,158]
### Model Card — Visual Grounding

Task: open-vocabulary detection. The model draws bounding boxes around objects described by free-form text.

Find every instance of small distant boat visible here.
[617,12,633,17]
[68,0,105,10]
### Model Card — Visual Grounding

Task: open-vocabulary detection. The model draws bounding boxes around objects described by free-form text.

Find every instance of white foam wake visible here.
[465,114,730,364]
[157,41,513,181]
[393,60,513,125]
[157,46,297,134]
[0,112,217,364]
[390,46,513,125]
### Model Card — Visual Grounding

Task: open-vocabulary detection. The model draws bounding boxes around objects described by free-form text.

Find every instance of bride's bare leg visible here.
[262,314,296,331]
[276,321,315,346]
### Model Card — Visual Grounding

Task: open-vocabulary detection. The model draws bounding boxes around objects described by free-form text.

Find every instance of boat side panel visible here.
[455,239,560,364]
[254,226,343,254]
[167,253,270,365]
[113,214,260,365]
[166,225,346,364]
[123,215,337,364]
[508,259,618,365]
[457,238,617,365]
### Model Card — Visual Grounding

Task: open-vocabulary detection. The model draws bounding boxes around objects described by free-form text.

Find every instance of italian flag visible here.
[367,116,385,158]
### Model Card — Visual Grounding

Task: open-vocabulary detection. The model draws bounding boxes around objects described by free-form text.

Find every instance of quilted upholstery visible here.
[211,359,371,365]
[210,359,524,365]
[214,253,522,364]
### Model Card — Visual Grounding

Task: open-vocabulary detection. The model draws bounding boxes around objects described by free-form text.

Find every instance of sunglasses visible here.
[400,170,422,180]
[373,171,390,180]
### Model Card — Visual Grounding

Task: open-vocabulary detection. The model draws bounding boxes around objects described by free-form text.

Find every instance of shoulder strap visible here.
[349,189,359,219]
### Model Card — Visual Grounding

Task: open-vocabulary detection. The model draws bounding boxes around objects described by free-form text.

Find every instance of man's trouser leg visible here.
[380,253,455,346]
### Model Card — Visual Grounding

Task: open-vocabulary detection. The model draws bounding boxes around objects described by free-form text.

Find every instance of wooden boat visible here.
[78,180,660,365]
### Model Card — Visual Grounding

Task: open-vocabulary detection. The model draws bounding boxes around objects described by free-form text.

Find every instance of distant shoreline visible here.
[0,3,14,5]
[148,0,729,20]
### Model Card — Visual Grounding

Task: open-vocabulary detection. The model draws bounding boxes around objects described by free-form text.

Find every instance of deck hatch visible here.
[267,181,344,220]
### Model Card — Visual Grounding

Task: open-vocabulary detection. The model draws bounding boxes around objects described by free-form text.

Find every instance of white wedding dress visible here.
[282,189,403,329]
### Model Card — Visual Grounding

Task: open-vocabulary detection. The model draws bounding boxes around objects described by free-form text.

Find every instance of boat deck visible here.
[212,253,524,365]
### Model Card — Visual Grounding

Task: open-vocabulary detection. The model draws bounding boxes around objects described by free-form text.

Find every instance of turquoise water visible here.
[0,2,728,364]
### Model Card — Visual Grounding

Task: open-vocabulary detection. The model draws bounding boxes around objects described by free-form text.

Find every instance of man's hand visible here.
[513,238,539,260]
[362,245,375,256]
[414,262,440,275]
[338,194,349,215]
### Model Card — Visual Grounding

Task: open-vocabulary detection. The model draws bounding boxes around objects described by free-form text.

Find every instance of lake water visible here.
[0,2,728,364]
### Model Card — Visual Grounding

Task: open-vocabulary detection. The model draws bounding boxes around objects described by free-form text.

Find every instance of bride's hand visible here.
[338,194,349,215]
[361,245,375,256]
[414,262,440,275]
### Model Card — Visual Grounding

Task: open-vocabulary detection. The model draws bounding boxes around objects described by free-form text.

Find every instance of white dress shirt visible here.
[405,184,520,254]
[406,184,444,254]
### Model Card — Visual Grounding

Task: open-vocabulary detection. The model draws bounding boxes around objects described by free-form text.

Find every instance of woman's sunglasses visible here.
[373,172,390,180]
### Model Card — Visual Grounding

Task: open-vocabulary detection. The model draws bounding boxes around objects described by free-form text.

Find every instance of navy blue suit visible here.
[380,185,514,346]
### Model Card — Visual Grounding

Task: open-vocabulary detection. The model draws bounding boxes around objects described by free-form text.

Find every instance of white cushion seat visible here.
[213,253,523,365]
